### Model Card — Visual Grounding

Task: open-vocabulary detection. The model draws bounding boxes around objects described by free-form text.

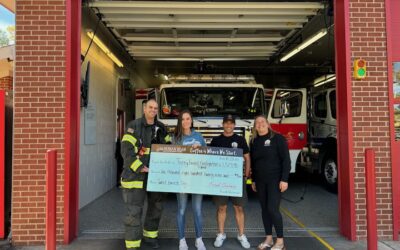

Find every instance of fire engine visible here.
[135,74,266,145]
[267,87,338,191]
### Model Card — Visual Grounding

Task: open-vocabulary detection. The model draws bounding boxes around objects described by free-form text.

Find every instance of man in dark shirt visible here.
[210,114,251,249]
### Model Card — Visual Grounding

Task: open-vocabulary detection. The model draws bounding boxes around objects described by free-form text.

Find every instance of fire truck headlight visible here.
[298,131,305,140]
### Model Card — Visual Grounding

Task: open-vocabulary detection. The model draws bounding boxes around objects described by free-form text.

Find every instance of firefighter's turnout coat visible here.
[121,116,171,249]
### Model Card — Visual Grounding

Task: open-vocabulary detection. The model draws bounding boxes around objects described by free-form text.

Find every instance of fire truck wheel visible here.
[322,154,338,193]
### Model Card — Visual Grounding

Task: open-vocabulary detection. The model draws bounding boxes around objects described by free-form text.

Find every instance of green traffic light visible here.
[357,68,366,76]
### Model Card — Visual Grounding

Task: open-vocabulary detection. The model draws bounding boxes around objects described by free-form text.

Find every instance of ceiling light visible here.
[87,31,124,67]
[280,28,328,62]
[314,74,336,87]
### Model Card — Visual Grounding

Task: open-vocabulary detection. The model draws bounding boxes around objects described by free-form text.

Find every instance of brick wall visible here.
[349,0,393,239]
[13,0,66,245]
[0,76,13,91]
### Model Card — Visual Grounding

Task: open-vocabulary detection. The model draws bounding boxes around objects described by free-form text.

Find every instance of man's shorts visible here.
[213,178,248,207]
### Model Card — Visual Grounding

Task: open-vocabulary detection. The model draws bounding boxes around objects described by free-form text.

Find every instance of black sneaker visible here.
[143,237,160,249]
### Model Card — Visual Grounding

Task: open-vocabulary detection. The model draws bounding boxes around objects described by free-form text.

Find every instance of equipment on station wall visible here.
[81,61,90,108]
[354,59,367,79]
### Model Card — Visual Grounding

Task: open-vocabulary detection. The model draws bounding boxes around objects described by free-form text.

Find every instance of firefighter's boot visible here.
[143,237,160,249]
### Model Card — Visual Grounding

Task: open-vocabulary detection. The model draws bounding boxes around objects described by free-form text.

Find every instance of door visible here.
[311,91,328,138]
[267,88,308,172]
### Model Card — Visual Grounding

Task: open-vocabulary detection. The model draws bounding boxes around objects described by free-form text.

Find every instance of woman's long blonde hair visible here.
[251,115,275,143]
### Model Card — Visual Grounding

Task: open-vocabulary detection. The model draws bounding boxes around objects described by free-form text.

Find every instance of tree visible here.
[6,26,15,43]
[0,29,10,46]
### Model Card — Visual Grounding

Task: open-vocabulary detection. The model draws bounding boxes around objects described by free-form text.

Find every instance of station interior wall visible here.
[79,8,145,208]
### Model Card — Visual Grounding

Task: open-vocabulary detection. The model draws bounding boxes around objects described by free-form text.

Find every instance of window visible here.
[272,90,302,118]
[314,93,327,118]
[160,87,264,119]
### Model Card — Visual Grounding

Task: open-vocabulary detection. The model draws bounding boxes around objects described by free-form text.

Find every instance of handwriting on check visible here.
[147,144,244,196]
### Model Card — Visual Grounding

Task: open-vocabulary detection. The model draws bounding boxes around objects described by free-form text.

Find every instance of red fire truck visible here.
[267,87,337,191]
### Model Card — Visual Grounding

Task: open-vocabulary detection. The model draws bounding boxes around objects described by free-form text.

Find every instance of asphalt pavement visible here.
[4,173,400,250]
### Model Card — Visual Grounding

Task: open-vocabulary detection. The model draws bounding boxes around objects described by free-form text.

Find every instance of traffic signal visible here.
[354,59,366,79]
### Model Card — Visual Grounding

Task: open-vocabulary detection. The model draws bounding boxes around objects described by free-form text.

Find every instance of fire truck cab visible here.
[268,87,338,191]
[267,88,308,173]
[136,74,266,145]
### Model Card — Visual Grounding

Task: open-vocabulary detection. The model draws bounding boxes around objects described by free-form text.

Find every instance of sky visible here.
[0,5,15,30]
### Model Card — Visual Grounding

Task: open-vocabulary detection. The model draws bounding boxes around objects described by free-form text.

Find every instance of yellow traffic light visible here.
[354,59,366,79]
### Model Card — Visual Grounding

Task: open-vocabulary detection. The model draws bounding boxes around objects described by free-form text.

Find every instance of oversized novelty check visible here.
[147,144,243,197]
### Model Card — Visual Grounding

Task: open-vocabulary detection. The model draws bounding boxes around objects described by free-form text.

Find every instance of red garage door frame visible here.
[386,0,400,240]
[63,0,360,243]
[64,0,81,244]
[0,90,4,239]
[334,0,356,240]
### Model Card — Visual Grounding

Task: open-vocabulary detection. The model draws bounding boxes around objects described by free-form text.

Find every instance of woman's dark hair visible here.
[174,110,193,143]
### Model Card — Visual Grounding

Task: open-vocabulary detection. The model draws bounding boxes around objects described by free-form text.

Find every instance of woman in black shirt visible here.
[250,115,290,250]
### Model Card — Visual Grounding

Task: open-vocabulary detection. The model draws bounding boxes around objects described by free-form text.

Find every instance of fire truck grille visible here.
[194,127,245,145]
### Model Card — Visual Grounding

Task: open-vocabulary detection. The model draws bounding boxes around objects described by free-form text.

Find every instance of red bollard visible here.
[46,150,57,250]
[365,149,377,250]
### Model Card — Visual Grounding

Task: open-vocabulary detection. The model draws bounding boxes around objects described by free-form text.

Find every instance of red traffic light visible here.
[357,60,365,68]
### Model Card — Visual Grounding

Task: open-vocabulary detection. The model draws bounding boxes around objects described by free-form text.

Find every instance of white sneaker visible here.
[195,237,206,250]
[213,233,226,247]
[179,238,189,250]
[237,234,251,249]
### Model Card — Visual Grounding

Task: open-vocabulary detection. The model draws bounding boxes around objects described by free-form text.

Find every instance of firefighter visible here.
[121,99,171,250]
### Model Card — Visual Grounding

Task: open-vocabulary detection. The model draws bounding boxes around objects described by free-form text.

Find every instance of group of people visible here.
[120,99,291,250]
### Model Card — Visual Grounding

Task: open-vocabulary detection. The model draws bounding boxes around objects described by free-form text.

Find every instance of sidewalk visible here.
[4,237,400,250]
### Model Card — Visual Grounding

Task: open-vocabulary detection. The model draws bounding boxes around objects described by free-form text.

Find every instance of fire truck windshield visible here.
[160,87,264,119]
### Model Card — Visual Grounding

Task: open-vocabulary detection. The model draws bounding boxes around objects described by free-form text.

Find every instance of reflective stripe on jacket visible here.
[120,116,169,189]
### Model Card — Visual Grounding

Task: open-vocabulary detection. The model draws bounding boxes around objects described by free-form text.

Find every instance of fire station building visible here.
[0,0,399,247]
